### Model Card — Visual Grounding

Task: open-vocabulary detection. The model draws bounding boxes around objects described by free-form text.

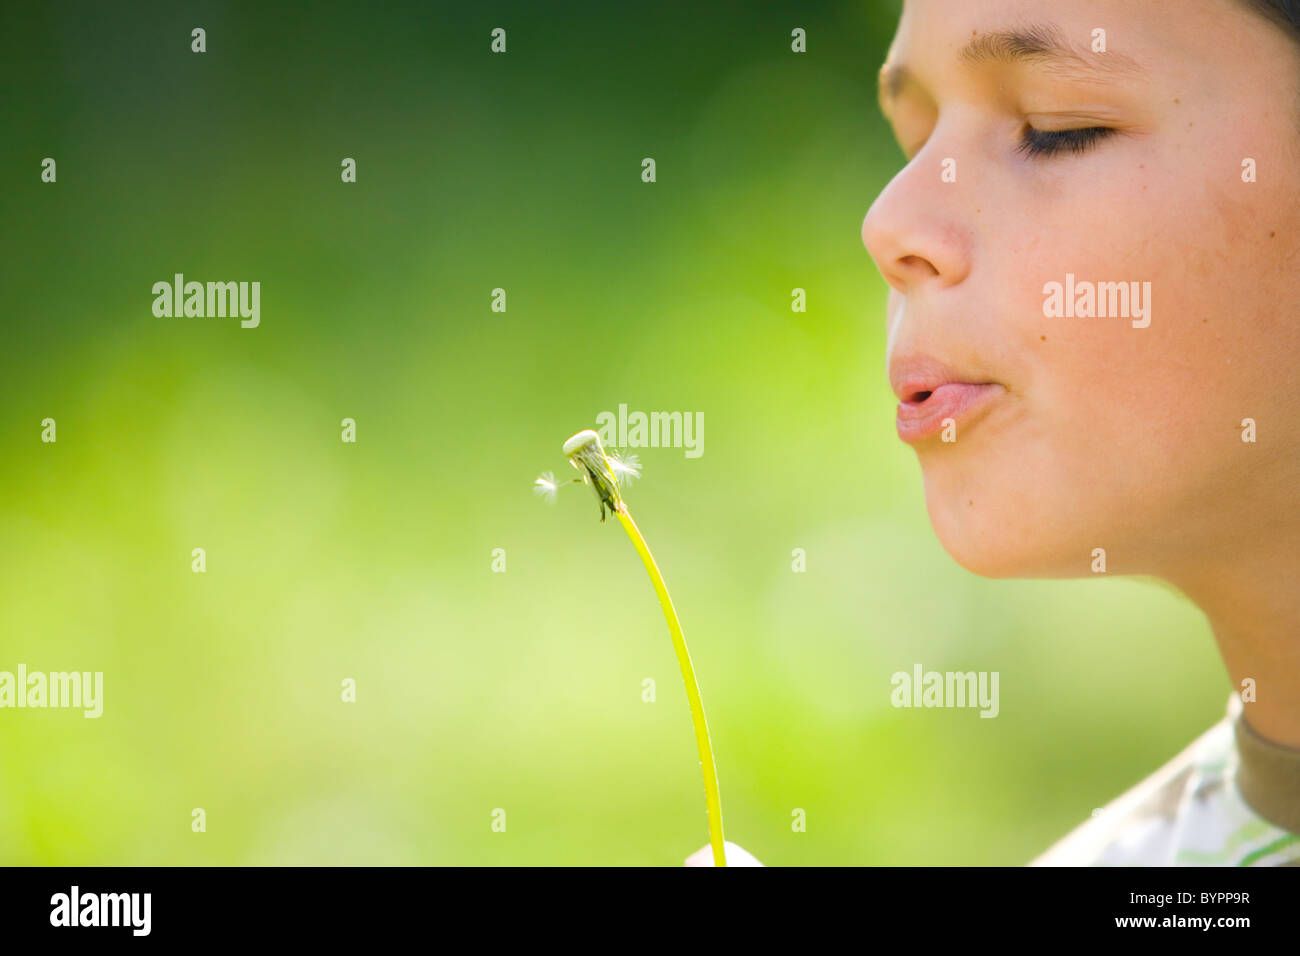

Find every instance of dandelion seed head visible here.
[562,428,628,522]
[563,429,602,457]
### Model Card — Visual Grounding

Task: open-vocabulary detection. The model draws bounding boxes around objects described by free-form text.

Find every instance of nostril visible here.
[898,255,940,277]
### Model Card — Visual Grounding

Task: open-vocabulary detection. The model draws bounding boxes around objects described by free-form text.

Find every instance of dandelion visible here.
[534,428,727,866]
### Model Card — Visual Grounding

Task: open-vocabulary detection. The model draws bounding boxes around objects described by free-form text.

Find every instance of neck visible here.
[1166,527,1300,748]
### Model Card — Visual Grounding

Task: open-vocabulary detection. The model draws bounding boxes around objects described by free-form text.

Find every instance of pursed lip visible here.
[889,355,1005,444]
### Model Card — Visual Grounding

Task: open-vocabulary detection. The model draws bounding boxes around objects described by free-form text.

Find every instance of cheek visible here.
[911,110,1300,576]
[918,170,1276,574]
[1024,147,1294,470]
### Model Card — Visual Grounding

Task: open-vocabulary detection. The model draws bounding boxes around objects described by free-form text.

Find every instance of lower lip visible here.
[895,383,1004,444]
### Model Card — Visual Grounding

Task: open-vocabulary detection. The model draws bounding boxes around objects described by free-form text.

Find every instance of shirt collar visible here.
[1229,693,1300,835]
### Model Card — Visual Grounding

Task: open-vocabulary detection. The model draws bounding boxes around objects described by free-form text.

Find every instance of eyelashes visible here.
[1016,125,1117,158]
[894,123,1120,163]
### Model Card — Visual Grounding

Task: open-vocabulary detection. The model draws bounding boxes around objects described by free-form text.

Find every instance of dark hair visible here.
[1243,0,1300,40]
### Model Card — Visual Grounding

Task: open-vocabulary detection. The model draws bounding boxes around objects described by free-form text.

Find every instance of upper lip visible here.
[889,354,997,403]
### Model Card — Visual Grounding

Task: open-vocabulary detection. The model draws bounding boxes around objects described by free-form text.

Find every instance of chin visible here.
[920,469,1089,580]
[926,509,1029,578]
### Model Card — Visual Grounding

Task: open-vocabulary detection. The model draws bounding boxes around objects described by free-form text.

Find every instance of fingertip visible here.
[683,841,764,867]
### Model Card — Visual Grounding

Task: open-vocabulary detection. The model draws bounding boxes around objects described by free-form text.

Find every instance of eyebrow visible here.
[879,23,1146,105]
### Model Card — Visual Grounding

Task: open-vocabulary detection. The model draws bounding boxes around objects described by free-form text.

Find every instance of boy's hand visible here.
[684,841,765,866]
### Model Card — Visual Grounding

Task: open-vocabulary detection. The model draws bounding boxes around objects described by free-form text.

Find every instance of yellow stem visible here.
[615,504,726,867]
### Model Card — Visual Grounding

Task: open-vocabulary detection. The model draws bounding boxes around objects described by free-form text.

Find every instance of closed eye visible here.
[1017,125,1117,158]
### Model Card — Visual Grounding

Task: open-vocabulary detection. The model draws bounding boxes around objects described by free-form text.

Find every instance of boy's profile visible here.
[689,0,1300,867]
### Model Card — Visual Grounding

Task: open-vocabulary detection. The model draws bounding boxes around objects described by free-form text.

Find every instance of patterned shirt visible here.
[1031,693,1300,866]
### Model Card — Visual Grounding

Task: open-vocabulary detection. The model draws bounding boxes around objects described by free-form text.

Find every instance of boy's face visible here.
[862,0,1300,579]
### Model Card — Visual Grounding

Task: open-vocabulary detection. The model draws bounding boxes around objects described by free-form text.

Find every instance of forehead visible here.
[880,21,1144,103]
[875,0,1249,112]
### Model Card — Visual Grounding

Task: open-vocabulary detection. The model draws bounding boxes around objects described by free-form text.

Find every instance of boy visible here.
[690,0,1300,866]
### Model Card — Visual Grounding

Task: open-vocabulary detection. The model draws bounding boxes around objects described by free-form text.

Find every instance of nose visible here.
[861,152,971,294]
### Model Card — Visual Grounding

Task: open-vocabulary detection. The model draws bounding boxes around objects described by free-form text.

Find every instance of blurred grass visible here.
[0,0,1229,865]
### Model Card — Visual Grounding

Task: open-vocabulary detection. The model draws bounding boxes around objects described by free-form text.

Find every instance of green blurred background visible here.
[0,0,1228,865]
